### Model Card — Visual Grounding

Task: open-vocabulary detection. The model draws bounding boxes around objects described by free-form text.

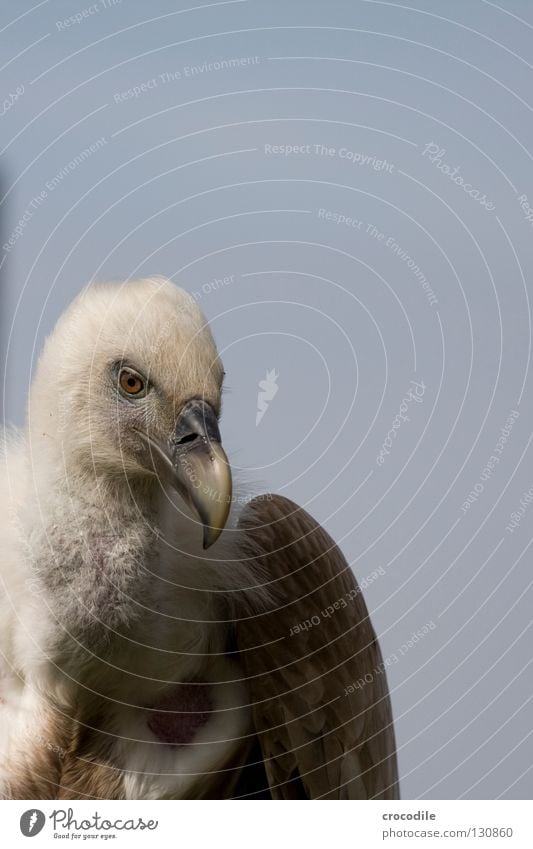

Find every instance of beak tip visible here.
[202,526,223,549]
[169,400,232,551]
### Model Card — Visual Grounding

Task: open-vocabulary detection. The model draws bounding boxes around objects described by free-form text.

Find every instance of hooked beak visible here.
[137,399,232,549]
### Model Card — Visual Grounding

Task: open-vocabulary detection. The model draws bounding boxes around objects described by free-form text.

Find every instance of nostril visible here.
[176,432,199,446]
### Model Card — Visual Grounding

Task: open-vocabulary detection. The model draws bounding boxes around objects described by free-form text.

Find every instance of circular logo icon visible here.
[20,810,46,837]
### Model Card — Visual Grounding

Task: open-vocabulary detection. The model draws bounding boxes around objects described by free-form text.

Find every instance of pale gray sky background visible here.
[1,0,533,799]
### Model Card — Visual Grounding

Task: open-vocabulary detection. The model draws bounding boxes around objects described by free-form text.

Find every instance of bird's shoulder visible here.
[237,493,355,589]
[234,493,399,799]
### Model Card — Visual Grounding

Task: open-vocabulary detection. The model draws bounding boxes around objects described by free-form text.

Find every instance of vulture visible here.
[0,277,399,800]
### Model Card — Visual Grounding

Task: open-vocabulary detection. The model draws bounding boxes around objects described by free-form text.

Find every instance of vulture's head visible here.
[29,277,232,547]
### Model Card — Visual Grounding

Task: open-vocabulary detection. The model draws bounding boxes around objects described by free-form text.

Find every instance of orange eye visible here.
[119,368,146,396]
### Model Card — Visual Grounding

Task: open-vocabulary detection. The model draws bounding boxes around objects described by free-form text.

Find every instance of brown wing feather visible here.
[235,494,400,800]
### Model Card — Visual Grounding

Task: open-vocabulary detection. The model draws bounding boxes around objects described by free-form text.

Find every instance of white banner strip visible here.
[1,800,530,848]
